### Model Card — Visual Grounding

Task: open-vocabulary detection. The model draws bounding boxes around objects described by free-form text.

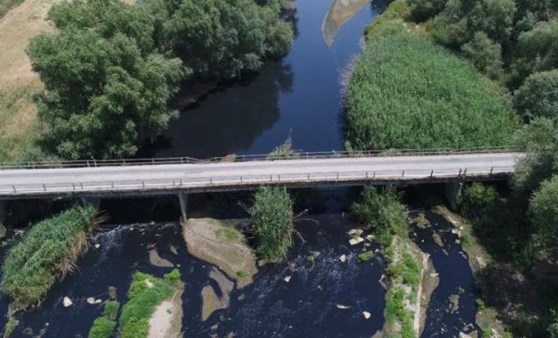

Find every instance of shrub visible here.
[357,251,374,262]
[1,205,97,309]
[249,186,294,261]
[459,183,500,220]
[514,70,558,120]
[119,270,181,338]
[529,175,558,249]
[346,30,519,151]
[461,32,503,79]
[89,317,117,338]
[351,186,407,248]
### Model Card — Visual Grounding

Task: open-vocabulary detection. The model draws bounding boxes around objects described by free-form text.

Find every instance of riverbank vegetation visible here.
[352,186,421,337]
[345,2,519,150]
[0,205,96,309]
[88,301,120,338]
[0,0,294,161]
[249,186,294,261]
[119,269,181,338]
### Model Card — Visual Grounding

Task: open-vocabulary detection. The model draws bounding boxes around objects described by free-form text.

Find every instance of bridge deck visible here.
[0,153,521,199]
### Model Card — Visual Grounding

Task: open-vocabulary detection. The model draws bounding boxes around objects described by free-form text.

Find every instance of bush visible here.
[459,183,500,220]
[514,70,558,120]
[89,317,116,338]
[249,186,294,261]
[365,0,410,41]
[529,175,558,249]
[351,186,407,248]
[346,29,519,151]
[119,270,181,338]
[1,205,97,309]
[407,0,447,22]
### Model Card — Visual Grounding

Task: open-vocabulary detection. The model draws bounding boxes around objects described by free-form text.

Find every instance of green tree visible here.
[530,175,558,248]
[28,0,183,159]
[163,0,293,81]
[249,186,294,261]
[514,70,558,120]
[407,0,447,22]
[461,31,503,79]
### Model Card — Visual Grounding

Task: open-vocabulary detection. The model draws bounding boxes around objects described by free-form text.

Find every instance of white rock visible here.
[145,279,154,288]
[362,311,371,319]
[349,237,365,246]
[348,229,363,236]
[476,256,487,268]
[365,235,375,242]
[430,273,439,278]
[283,276,291,283]
[459,332,472,338]
[451,229,459,235]
[86,297,95,305]
[339,255,347,263]
[63,297,73,307]
[335,304,351,309]
[94,243,100,249]
[95,299,102,304]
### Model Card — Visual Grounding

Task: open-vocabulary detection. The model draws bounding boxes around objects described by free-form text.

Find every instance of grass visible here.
[357,251,374,262]
[0,205,97,309]
[249,186,294,261]
[216,228,241,242]
[2,317,18,338]
[385,287,415,338]
[88,301,120,338]
[119,269,181,338]
[387,250,421,289]
[346,18,520,151]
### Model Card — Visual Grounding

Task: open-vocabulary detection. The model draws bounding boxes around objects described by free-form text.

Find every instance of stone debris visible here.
[365,235,375,242]
[86,297,95,305]
[339,254,347,263]
[459,332,472,338]
[362,311,371,319]
[283,276,292,283]
[94,243,100,249]
[476,256,487,269]
[430,273,439,278]
[145,279,154,288]
[95,299,102,304]
[63,297,73,307]
[335,304,351,309]
[349,237,365,246]
[348,229,363,236]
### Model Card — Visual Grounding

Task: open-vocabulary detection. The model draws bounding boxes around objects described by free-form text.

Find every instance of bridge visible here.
[0,149,521,198]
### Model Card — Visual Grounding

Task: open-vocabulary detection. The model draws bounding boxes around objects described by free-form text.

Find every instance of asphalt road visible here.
[0,153,522,197]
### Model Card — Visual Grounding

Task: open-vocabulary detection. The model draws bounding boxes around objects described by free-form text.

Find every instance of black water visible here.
[152,0,380,159]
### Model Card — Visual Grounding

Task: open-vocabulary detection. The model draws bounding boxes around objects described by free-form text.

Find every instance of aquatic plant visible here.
[249,186,294,261]
[88,301,120,338]
[346,20,519,151]
[351,186,408,248]
[0,205,97,309]
[357,251,374,262]
[119,269,181,338]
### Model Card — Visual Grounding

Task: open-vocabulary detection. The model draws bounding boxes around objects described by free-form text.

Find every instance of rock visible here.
[335,304,351,309]
[95,299,102,304]
[86,297,95,305]
[348,229,363,236]
[430,273,439,278]
[362,311,371,319]
[476,256,487,269]
[339,254,347,263]
[283,276,291,283]
[145,279,154,288]
[459,332,472,338]
[149,249,174,268]
[94,243,100,249]
[63,297,73,307]
[183,218,257,288]
[169,245,179,255]
[455,239,461,245]
[108,286,117,299]
[349,237,365,245]
[365,235,375,242]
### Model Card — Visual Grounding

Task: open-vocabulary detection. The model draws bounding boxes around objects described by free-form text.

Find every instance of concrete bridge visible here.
[0,150,521,208]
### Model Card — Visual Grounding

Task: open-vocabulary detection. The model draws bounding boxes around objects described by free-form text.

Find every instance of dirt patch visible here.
[147,284,184,338]
[149,249,174,268]
[182,218,257,288]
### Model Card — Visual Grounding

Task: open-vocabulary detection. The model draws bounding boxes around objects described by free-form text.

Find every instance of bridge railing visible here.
[0,146,519,170]
[0,166,514,196]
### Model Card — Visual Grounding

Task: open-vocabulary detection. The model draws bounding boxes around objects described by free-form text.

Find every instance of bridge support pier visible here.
[445,182,463,211]
[178,192,188,221]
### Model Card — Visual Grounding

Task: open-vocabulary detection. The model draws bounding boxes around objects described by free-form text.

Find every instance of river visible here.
[0,0,480,337]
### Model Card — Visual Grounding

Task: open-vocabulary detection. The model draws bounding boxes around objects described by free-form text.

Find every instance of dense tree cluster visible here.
[28,0,293,159]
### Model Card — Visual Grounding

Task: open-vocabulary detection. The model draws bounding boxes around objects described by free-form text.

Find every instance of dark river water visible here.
[0,0,481,336]
[151,0,380,159]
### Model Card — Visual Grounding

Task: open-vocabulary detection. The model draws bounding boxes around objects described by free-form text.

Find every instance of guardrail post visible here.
[72,183,76,190]
[337,172,339,180]
[12,185,15,193]
[278,174,281,181]
[307,173,310,180]
[402,170,405,177]
[458,168,462,176]
[43,184,46,191]
[142,180,145,188]
[430,170,434,178]
[86,160,90,168]
[111,181,114,189]
[80,183,84,190]
[93,159,97,167]
[270,175,272,182]
[463,168,467,177]
[490,167,494,175]
[210,177,213,185]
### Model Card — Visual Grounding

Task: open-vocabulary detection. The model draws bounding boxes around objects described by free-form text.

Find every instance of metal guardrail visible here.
[0,147,519,170]
[0,166,514,196]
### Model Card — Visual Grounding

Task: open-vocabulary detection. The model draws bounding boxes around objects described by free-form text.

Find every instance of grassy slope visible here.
[0,0,61,161]
[346,19,520,150]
